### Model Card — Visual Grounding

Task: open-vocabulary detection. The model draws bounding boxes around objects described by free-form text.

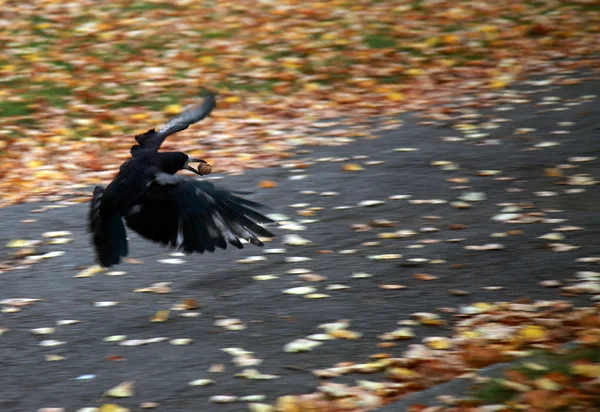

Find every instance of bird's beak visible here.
[185,157,207,176]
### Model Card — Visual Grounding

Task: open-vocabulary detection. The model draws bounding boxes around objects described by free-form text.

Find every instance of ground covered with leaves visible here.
[0,0,599,206]
[0,71,598,411]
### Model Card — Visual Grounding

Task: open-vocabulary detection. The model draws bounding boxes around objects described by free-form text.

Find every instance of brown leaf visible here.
[504,369,530,385]
[462,344,510,368]
[414,273,438,281]
[524,389,570,409]
[545,168,563,177]
[182,298,201,310]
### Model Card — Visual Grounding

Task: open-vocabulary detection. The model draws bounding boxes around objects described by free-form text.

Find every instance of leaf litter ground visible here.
[0,0,598,206]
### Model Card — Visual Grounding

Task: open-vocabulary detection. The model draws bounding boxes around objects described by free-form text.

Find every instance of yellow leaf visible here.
[224,96,241,104]
[545,168,563,177]
[104,381,135,398]
[329,329,362,340]
[99,405,130,412]
[534,377,563,391]
[163,104,183,115]
[572,363,600,378]
[130,113,150,121]
[342,163,364,171]
[248,404,275,412]
[282,60,301,69]
[406,68,424,76]
[424,37,439,47]
[304,83,321,91]
[489,78,509,89]
[150,310,170,323]
[518,325,548,342]
[6,239,33,248]
[27,160,44,168]
[477,24,498,33]
[24,53,40,62]
[237,153,253,161]
[275,396,302,412]
[388,367,420,379]
[454,123,478,130]
[198,56,215,64]
[387,92,405,102]
[460,330,481,339]
[75,265,105,278]
[424,337,453,350]
[34,170,68,180]
[472,302,495,311]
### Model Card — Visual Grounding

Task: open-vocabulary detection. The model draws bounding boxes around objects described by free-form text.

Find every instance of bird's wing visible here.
[131,94,216,154]
[124,174,276,253]
[88,185,129,267]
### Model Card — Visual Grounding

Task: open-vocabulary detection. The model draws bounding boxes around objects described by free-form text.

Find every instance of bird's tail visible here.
[89,186,128,267]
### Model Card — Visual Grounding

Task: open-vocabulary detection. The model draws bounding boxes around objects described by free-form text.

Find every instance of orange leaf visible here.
[259,180,278,188]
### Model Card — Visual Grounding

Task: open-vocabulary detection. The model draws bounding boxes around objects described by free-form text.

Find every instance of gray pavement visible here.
[0,74,598,412]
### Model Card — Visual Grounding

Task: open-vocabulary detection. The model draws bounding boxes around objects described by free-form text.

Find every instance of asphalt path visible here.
[0,74,598,412]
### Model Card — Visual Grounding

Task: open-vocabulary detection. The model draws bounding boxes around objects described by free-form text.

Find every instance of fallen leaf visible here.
[99,404,130,412]
[379,284,407,290]
[150,310,170,323]
[342,163,365,171]
[259,180,278,188]
[105,381,135,398]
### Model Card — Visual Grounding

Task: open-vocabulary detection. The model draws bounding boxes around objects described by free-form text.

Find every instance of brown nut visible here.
[198,163,212,175]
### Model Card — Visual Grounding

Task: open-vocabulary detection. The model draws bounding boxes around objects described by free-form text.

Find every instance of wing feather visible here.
[124,174,275,254]
[131,94,217,154]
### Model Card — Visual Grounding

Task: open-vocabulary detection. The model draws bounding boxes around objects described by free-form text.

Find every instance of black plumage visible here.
[88,94,276,267]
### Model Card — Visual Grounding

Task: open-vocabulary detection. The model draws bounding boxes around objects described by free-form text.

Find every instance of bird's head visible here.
[158,152,211,176]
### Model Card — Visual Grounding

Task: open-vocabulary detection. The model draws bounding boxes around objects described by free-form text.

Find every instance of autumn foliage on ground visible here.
[0,0,598,206]
[269,303,600,412]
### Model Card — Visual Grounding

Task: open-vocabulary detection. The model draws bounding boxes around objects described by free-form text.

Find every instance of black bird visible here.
[89,94,276,267]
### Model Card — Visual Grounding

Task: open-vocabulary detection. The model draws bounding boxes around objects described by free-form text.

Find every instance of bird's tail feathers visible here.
[89,186,104,233]
[89,186,128,267]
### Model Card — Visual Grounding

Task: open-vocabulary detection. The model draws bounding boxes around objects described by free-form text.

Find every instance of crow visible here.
[89,94,276,267]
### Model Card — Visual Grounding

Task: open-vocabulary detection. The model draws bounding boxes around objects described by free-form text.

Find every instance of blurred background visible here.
[0,0,598,206]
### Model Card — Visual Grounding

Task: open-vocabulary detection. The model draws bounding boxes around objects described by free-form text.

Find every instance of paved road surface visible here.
[0,74,598,411]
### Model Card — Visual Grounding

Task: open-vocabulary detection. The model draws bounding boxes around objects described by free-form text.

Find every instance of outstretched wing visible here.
[124,174,276,254]
[131,94,217,154]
